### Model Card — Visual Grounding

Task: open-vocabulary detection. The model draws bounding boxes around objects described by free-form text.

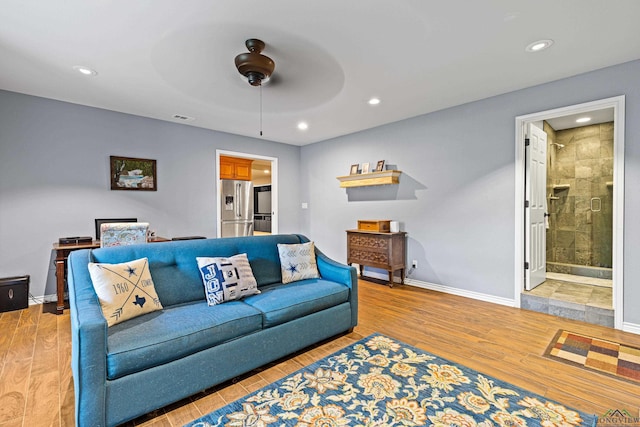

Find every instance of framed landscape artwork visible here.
[110,156,157,191]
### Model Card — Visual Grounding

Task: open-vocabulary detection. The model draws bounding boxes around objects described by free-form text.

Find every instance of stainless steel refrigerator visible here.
[220,180,254,237]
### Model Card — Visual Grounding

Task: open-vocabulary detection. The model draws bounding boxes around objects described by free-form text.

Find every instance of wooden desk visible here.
[346,230,407,287]
[53,237,169,315]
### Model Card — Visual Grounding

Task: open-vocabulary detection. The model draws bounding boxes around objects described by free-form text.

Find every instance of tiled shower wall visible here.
[545,121,613,268]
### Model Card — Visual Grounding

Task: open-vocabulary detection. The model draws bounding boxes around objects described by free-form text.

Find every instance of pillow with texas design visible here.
[277,241,320,284]
[196,253,260,306]
[88,257,163,327]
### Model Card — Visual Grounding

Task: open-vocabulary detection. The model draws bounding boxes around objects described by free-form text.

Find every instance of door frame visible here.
[216,149,279,238]
[514,95,625,329]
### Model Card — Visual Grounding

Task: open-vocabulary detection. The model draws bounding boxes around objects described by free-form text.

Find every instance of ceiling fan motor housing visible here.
[234,39,275,86]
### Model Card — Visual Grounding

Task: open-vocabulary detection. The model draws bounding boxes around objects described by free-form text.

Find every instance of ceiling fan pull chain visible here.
[260,83,262,136]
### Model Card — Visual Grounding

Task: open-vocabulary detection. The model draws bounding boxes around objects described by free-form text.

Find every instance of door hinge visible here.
[524,262,529,270]
[525,138,530,146]
[525,200,529,208]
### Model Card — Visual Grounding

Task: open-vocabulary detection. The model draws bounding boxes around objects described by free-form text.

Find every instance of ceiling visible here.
[2,1,639,146]
[545,108,615,131]
[251,159,272,182]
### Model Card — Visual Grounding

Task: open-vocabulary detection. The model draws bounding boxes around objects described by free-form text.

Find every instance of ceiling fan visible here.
[234,39,275,87]
[234,39,276,136]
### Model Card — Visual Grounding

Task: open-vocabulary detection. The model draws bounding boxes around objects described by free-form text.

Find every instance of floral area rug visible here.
[545,329,640,385]
[186,333,596,426]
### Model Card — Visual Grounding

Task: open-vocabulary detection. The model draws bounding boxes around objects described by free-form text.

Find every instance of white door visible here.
[525,123,547,290]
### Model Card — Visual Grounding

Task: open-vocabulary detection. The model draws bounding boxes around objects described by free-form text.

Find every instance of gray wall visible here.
[2,60,639,327]
[300,59,640,325]
[0,91,301,299]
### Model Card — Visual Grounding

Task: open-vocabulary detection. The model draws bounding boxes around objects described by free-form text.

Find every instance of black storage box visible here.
[0,275,29,313]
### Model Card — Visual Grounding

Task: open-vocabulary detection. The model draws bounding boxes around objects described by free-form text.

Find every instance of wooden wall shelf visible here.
[337,170,402,188]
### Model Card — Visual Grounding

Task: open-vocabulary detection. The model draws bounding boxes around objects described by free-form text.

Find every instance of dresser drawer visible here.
[348,249,389,266]
[348,233,389,249]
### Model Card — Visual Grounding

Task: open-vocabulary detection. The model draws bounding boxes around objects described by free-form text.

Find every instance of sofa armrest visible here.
[314,247,358,328]
[67,249,109,426]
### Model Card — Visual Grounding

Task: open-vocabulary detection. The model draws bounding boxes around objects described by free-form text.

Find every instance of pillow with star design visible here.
[277,241,320,284]
[88,257,163,327]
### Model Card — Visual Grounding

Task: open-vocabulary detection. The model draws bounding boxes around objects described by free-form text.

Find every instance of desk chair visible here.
[100,222,149,248]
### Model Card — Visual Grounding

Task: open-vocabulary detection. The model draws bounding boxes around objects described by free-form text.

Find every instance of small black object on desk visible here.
[59,236,93,245]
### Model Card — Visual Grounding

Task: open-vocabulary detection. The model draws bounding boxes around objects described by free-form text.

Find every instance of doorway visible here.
[216,150,278,237]
[514,96,625,329]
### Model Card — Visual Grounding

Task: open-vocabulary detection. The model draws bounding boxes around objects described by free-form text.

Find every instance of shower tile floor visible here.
[521,274,613,327]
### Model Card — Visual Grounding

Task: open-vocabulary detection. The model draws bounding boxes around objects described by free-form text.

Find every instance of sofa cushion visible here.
[277,241,319,284]
[243,278,349,328]
[106,300,262,380]
[196,254,260,306]
[88,257,163,327]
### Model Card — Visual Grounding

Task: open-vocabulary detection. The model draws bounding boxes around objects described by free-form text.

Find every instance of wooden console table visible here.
[53,237,169,314]
[346,229,407,287]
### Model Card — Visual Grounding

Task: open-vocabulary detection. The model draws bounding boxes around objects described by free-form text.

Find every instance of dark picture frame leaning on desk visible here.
[110,156,157,191]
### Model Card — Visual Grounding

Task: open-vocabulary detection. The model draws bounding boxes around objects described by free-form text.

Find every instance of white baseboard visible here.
[359,268,515,307]
[404,278,516,307]
[28,293,57,306]
[622,322,640,335]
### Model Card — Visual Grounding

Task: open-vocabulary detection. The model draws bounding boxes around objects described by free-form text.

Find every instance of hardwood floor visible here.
[1,280,639,426]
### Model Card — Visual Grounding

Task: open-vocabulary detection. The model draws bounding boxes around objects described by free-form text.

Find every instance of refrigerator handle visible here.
[236,183,241,217]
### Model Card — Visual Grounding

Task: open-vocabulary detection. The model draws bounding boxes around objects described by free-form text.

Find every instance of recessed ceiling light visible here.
[368,97,381,105]
[297,122,309,131]
[525,39,554,53]
[576,117,591,123]
[72,65,98,76]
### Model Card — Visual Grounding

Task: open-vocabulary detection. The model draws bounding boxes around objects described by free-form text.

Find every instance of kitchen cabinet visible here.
[220,156,253,181]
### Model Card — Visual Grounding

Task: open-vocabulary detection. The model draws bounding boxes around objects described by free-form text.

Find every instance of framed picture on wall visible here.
[350,164,359,175]
[361,162,370,174]
[375,160,385,172]
[110,156,157,191]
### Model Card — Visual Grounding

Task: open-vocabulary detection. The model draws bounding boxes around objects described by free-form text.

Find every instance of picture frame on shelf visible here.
[361,162,370,174]
[110,156,157,191]
[350,164,359,175]
[375,160,385,172]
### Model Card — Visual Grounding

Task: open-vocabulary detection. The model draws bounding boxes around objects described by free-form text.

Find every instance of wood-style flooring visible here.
[1,280,639,426]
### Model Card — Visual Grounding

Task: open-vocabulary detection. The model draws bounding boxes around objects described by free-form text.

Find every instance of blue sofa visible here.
[67,234,357,427]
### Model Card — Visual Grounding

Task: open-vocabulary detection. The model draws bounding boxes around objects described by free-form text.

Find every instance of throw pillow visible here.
[196,253,260,306]
[88,257,163,327]
[277,241,320,284]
